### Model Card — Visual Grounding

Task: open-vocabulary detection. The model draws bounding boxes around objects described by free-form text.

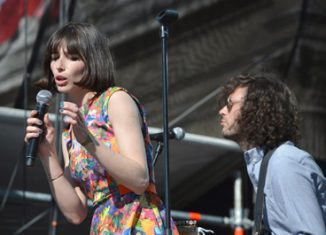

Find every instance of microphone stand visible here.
[48,0,71,234]
[156,9,178,235]
[153,141,164,166]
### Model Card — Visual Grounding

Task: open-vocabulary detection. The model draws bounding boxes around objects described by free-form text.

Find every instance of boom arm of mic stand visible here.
[153,141,164,166]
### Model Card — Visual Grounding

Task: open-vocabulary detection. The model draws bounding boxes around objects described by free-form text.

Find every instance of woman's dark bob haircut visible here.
[43,22,116,93]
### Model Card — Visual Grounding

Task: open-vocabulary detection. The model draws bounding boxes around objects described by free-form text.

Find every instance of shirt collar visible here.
[244,141,295,165]
[244,146,265,165]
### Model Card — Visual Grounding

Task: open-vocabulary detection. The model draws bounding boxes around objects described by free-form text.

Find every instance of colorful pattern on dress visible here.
[62,87,179,235]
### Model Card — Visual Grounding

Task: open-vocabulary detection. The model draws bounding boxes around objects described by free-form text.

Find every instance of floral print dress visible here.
[62,87,179,235]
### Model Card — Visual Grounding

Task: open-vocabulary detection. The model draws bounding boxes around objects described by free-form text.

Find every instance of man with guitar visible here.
[218,73,326,234]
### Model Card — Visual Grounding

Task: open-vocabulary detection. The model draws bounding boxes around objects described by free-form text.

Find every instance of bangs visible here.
[48,32,83,58]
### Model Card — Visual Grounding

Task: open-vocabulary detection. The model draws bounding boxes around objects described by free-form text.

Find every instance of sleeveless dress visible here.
[62,87,179,235]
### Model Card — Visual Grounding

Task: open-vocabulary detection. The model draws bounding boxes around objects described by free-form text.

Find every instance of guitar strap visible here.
[253,149,275,235]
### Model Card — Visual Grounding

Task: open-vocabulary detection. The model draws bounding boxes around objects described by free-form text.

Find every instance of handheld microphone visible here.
[150,127,185,142]
[25,90,52,167]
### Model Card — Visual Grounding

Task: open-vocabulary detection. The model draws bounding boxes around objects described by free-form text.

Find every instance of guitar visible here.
[176,220,198,235]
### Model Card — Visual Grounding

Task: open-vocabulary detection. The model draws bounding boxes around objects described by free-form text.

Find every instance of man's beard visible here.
[221,120,241,142]
[222,131,241,142]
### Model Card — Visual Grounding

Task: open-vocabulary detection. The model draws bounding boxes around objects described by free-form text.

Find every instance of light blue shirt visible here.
[244,141,326,235]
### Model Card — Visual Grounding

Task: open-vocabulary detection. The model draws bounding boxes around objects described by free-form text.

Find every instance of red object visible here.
[0,0,43,44]
[189,212,202,221]
[234,227,244,235]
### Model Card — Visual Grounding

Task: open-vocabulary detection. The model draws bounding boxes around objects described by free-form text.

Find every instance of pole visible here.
[47,0,67,234]
[156,9,178,235]
[233,171,244,235]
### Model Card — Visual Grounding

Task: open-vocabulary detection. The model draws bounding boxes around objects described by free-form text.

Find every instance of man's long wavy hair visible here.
[219,74,300,150]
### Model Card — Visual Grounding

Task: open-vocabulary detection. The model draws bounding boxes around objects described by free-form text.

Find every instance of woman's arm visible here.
[25,112,88,224]
[60,91,150,194]
[84,91,149,194]
[40,135,88,224]
[35,115,88,224]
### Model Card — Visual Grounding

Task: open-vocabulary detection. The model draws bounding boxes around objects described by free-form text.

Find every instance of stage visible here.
[0,107,243,234]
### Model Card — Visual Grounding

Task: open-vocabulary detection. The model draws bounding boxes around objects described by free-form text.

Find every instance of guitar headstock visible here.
[176,220,198,235]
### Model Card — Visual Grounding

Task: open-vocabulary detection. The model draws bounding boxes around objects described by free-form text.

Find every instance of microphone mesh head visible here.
[36,90,52,104]
[173,127,185,140]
